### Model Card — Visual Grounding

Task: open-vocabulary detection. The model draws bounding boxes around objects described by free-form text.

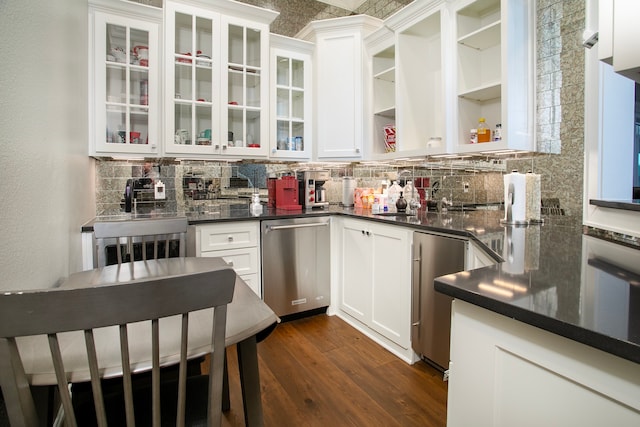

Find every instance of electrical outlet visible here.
[463,182,469,193]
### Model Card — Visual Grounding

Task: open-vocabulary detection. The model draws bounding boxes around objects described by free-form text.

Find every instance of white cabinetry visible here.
[447,300,640,427]
[269,34,313,160]
[366,27,396,160]
[190,221,261,297]
[467,239,499,269]
[338,218,414,362]
[453,0,535,154]
[384,0,449,158]
[89,0,162,157]
[164,0,277,159]
[599,0,640,84]
[297,16,382,160]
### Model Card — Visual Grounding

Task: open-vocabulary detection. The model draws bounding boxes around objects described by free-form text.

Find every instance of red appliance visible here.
[267,177,277,208]
[275,176,301,210]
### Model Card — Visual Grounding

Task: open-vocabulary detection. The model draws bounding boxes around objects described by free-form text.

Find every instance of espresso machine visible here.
[298,170,330,209]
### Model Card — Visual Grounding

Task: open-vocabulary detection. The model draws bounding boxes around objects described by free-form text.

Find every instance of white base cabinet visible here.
[336,217,415,363]
[188,221,261,297]
[447,300,640,427]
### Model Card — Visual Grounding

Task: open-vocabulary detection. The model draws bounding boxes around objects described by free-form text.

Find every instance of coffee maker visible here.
[298,170,330,209]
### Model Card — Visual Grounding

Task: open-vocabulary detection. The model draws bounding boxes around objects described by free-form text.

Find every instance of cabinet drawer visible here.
[200,247,258,277]
[198,222,258,252]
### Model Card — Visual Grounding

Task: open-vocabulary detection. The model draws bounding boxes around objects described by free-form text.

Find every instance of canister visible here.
[342,177,356,207]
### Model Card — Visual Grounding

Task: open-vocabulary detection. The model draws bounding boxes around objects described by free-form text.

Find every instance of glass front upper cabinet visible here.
[165,3,220,155]
[269,34,313,159]
[165,2,273,158]
[224,20,269,157]
[91,8,160,156]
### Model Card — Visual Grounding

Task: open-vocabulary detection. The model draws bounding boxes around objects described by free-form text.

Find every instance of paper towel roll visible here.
[525,172,541,222]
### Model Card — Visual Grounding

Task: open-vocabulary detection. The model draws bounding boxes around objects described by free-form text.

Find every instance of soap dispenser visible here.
[395,191,407,213]
[250,193,263,216]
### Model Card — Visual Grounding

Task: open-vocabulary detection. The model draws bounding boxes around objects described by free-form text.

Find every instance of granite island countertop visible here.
[82,205,639,364]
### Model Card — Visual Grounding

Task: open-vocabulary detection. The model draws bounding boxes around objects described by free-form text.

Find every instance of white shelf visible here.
[458,20,501,50]
[459,81,501,102]
[374,106,395,118]
[373,66,395,82]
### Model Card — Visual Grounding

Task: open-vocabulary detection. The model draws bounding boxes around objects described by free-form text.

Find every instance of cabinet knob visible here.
[227,236,233,241]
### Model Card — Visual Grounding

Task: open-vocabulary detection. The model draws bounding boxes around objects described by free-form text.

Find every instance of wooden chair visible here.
[0,262,236,427]
[93,217,188,268]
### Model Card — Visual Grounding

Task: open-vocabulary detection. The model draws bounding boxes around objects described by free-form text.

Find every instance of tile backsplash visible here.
[95,159,506,215]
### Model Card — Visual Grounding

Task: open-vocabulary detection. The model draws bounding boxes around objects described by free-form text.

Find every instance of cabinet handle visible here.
[366,230,371,236]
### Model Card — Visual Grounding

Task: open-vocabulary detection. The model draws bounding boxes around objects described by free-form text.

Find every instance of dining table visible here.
[13,257,279,426]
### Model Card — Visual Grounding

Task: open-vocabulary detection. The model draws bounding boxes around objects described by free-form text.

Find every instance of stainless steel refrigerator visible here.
[412,231,467,371]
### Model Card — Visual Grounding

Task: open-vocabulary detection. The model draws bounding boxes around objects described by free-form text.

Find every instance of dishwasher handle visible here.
[266,222,329,232]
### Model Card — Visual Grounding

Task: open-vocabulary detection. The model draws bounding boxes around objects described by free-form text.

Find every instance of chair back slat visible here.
[84,330,108,427]
[152,318,161,427]
[0,263,235,426]
[119,324,136,427]
[48,334,78,427]
[176,314,189,427]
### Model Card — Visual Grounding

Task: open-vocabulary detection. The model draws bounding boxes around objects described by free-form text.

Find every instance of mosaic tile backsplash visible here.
[95,159,506,215]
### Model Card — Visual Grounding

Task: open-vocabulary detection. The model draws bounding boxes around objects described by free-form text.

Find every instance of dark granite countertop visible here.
[590,198,640,212]
[82,205,639,364]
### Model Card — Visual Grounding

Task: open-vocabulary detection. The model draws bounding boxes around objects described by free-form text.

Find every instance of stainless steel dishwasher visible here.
[412,231,467,371]
[261,217,331,317]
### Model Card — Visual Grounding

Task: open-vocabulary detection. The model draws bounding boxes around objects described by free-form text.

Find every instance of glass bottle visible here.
[477,117,490,143]
[387,181,402,213]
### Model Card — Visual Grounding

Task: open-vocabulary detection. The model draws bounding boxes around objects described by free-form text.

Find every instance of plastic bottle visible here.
[387,181,402,213]
[493,123,502,141]
[477,117,490,143]
[403,180,417,207]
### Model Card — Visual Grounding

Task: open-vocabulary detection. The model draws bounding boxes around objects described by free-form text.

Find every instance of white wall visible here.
[0,0,95,290]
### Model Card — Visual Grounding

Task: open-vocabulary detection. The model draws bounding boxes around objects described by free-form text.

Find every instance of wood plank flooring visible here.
[221,314,448,427]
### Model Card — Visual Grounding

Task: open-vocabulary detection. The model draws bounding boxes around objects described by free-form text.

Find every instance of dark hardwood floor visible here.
[221,314,448,427]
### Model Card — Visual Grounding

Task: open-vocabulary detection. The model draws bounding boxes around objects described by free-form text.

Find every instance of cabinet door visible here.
[221,15,270,158]
[453,0,535,154]
[315,30,364,159]
[392,2,447,157]
[269,38,313,160]
[164,2,220,156]
[370,223,411,348]
[92,10,160,156]
[340,219,372,323]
